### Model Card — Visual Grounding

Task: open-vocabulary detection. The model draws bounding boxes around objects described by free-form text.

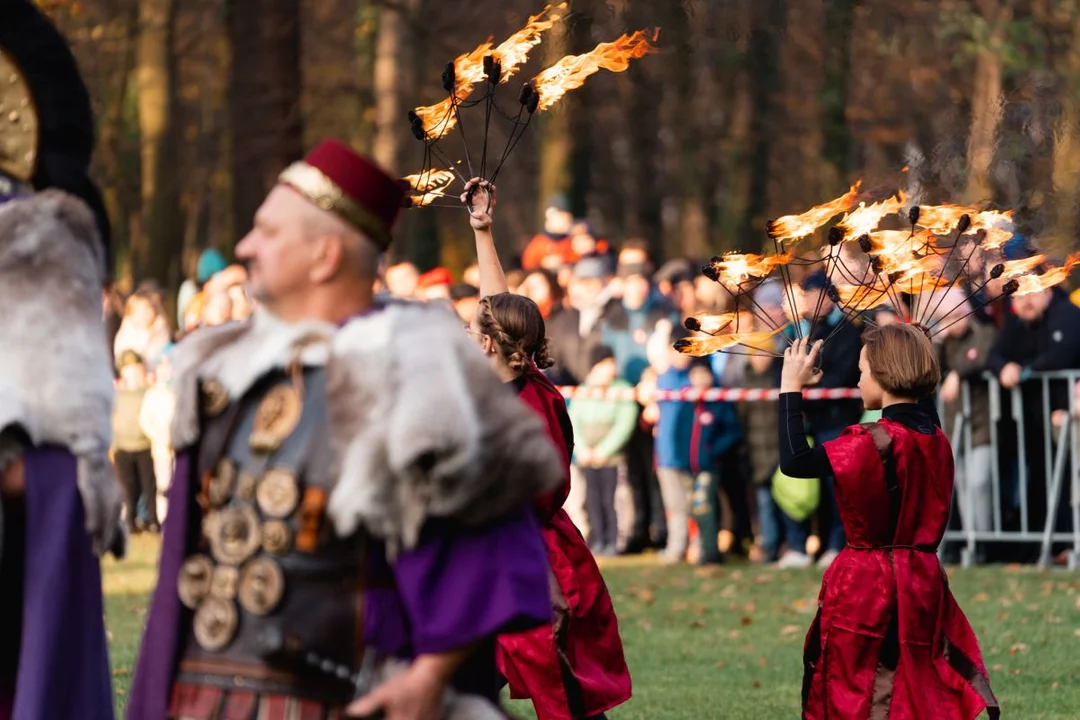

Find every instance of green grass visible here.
[105,536,1080,719]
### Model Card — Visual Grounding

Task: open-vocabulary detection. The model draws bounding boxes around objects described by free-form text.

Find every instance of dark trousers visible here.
[115,449,157,528]
[0,494,25,713]
[625,421,666,550]
[718,445,753,554]
[583,466,619,550]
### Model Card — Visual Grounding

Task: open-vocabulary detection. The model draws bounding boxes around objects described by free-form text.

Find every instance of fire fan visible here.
[400,3,659,211]
[676,183,1080,359]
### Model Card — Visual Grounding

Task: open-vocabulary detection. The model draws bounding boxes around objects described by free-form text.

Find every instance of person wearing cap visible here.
[0,3,125,718]
[778,270,864,570]
[126,140,563,720]
[417,266,453,302]
[543,254,616,386]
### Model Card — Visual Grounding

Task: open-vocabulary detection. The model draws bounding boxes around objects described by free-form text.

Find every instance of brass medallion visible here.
[207,504,262,566]
[210,565,240,600]
[193,597,239,652]
[235,470,258,502]
[238,557,285,616]
[207,459,237,508]
[177,555,215,609]
[200,379,230,418]
[256,468,300,519]
[249,383,303,454]
[262,520,292,555]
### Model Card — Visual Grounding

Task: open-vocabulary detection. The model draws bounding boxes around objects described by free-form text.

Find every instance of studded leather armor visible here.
[174,366,368,706]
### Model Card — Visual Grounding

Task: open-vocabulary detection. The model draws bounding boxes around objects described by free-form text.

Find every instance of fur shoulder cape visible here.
[169,303,564,554]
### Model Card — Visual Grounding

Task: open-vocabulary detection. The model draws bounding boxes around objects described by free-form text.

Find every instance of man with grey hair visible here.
[127,140,563,720]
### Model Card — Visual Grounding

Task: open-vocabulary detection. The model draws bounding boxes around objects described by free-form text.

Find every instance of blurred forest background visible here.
[34,0,1080,300]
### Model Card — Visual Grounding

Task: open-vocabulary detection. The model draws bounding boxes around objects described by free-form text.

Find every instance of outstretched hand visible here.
[780,337,824,393]
[461,178,496,231]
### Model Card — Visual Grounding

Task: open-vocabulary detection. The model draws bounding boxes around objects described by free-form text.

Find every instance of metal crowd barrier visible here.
[944,370,1080,569]
[558,376,1080,569]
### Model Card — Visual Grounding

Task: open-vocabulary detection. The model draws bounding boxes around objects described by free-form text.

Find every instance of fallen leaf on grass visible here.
[727,630,741,639]
[730,571,743,581]
[972,592,991,603]
[1073,628,1080,637]
[1076,596,1080,611]
[758,656,769,667]
[781,625,802,636]
[753,573,774,584]
[715,661,726,670]
[743,602,757,614]
[1008,643,1029,655]
[752,680,761,689]
[741,616,753,626]
[1008,669,1022,676]
[694,566,723,579]
[991,664,1003,672]
[1052,682,1060,690]
[637,589,656,605]
[997,612,1009,622]
[999,598,1013,608]
[638,620,653,632]
[690,619,705,629]
[112,667,129,677]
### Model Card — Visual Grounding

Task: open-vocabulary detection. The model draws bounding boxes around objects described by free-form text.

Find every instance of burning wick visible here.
[908,205,921,226]
[990,263,1005,279]
[828,226,844,246]
[441,61,456,93]
[518,82,540,114]
[857,234,872,254]
[684,317,702,332]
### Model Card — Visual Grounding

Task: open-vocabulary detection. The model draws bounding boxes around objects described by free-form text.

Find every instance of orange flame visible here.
[402,169,456,207]
[492,3,567,81]
[688,312,737,335]
[999,254,1046,279]
[531,29,658,112]
[675,327,784,356]
[1010,252,1080,296]
[766,182,863,243]
[412,5,566,139]
[708,252,792,287]
[836,191,907,240]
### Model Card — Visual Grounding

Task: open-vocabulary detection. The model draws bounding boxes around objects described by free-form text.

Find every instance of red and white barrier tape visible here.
[555,386,861,402]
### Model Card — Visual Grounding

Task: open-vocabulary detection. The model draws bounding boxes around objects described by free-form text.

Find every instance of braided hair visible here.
[476,292,555,374]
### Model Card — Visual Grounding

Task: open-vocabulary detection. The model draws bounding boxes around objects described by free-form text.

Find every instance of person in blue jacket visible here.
[654,327,742,565]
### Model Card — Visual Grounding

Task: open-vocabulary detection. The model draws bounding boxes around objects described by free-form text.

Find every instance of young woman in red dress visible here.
[464,180,631,720]
[779,326,998,719]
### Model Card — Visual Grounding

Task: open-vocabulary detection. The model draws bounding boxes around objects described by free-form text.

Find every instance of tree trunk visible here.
[966,1,1009,204]
[226,0,304,239]
[136,0,182,311]
[372,0,416,173]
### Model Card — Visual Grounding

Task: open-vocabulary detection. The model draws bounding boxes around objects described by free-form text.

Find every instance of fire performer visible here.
[465,179,631,720]
[779,329,998,720]
[0,3,125,718]
[126,140,565,720]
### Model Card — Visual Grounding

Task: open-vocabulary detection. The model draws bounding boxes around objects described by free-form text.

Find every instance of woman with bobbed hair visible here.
[780,326,998,719]
[465,179,631,720]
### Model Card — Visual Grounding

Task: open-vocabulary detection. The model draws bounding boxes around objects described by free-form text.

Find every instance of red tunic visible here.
[497,367,632,720]
[805,420,999,720]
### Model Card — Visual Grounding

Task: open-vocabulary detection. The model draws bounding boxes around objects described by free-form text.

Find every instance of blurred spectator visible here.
[112,350,158,534]
[567,346,640,556]
[417,267,453,302]
[653,328,742,565]
[779,269,863,569]
[140,350,176,524]
[517,268,565,320]
[385,261,420,299]
[463,263,481,289]
[653,259,698,317]
[177,248,228,327]
[934,290,996,563]
[505,268,526,294]
[986,283,1080,538]
[521,197,574,271]
[546,255,615,385]
[451,283,480,324]
[617,238,653,273]
[114,290,171,371]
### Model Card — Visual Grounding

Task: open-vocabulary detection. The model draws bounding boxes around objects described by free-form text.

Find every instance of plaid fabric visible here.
[168,682,345,720]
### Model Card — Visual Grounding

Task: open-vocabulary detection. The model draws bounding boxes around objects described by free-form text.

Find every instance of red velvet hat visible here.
[278,139,406,251]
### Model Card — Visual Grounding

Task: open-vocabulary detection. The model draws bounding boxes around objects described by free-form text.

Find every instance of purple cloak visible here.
[0,446,115,720]
[127,453,553,719]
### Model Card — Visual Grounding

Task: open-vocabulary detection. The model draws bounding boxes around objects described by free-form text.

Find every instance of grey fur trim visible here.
[169,303,565,552]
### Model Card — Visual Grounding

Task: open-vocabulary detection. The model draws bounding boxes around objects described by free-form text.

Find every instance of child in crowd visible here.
[653,327,742,564]
[112,350,159,533]
[567,346,640,556]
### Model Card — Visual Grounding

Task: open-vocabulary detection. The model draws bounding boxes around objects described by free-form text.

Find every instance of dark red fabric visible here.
[805,420,997,720]
[497,367,632,720]
[302,139,406,229]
